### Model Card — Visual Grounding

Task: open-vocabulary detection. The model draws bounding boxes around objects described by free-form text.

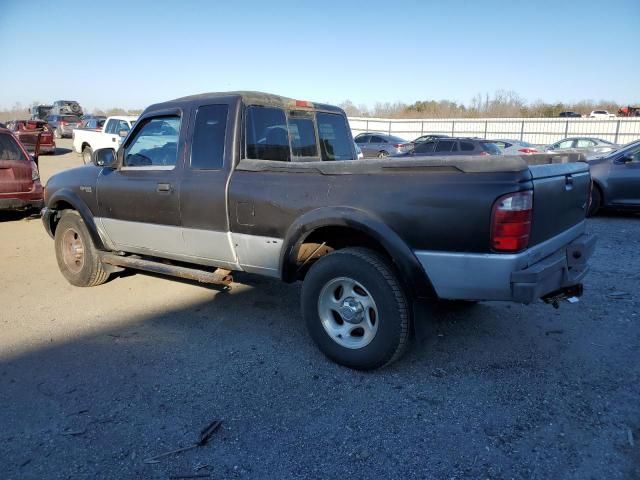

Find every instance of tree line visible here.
[339,90,627,118]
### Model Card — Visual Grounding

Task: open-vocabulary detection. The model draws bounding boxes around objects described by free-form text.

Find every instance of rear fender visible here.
[279,206,437,300]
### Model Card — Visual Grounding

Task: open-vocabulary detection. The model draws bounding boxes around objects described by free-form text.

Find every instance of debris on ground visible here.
[144,419,222,464]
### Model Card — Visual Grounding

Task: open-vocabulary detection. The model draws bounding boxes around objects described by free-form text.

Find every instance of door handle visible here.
[157,183,172,193]
[565,175,574,191]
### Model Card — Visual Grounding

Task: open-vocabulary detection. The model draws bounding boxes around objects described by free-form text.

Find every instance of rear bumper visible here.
[414,221,596,304]
[0,182,44,211]
[39,145,56,154]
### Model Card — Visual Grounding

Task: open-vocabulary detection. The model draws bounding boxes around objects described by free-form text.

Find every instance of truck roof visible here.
[147,91,344,114]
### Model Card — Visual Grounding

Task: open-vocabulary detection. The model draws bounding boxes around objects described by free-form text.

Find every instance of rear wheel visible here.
[82,146,93,165]
[588,185,602,217]
[377,150,389,158]
[54,210,109,287]
[301,247,410,370]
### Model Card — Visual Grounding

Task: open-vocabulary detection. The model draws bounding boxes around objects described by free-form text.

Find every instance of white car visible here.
[73,116,138,164]
[589,110,616,119]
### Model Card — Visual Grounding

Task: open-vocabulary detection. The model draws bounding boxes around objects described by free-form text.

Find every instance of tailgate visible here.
[528,162,590,246]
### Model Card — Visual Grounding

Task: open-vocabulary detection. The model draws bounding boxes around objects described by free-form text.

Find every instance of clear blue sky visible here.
[1,0,638,111]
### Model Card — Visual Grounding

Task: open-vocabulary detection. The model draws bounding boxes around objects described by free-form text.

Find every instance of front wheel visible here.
[82,146,93,164]
[301,247,410,370]
[54,210,110,287]
[588,186,602,217]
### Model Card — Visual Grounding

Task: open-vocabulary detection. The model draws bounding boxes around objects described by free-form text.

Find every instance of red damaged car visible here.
[7,120,56,155]
[0,128,44,211]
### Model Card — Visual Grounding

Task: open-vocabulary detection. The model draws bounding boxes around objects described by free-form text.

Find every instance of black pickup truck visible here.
[42,92,596,369]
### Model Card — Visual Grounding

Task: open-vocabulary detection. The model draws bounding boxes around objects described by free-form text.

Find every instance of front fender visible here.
[46,188,106,250]
[279,206,436,299]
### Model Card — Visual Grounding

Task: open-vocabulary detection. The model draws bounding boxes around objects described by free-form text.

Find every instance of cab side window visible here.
[123,116,181,168]
[190,104,228,170]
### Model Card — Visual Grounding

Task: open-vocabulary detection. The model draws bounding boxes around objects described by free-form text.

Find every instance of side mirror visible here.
[621,154,634,163]
[118,129,128,138]
[93,148,116,167]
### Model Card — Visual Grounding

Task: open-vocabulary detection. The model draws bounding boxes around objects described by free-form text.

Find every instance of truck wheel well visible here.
[48,201,74,235]
[82,142,90,151]
[289,226,392,282]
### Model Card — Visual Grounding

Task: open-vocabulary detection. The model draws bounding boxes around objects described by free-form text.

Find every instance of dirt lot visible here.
[1,140,639,479]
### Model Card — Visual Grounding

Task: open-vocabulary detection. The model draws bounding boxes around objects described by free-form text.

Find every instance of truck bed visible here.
[231,154,590,254]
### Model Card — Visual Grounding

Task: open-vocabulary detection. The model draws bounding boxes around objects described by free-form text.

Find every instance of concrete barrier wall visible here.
[348,117,640,145]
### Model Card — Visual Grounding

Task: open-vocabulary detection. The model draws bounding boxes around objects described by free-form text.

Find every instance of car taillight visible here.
[518,148,538,154]
[479,151,490,156]
[491,191,533,252]
[60,121,67,125]
[30,161,40,182]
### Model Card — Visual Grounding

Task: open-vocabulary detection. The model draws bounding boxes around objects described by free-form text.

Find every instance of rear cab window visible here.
[316,112,353,161]
[245,105,354,162]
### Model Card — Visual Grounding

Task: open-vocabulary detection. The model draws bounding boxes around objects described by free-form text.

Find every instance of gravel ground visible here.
[1,140,639,479]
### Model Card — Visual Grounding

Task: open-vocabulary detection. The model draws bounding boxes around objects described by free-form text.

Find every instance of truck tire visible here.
[377,150,389,158]
[82,146,93,165]
[54,210,110,287]
[301,247,410,370]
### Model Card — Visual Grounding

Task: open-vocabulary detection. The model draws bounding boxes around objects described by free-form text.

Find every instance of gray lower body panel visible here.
[94,218,282,277]
[414,221,595,303]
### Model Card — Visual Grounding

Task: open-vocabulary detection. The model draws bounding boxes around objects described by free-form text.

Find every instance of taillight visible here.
[518,148,538,154]
[30,161,40,182]
[479,151,490,156]
[491,191,533,252]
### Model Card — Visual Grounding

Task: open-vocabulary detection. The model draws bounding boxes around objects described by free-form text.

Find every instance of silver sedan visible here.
[546,137,618,157]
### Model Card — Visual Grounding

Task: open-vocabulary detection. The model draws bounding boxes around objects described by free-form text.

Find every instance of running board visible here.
[100,253,233,286]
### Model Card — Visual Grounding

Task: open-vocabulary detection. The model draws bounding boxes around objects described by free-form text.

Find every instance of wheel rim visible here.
[317,277,379,349]
[83,150,91,164]
[61,228,85,273]
[378,151,388,158]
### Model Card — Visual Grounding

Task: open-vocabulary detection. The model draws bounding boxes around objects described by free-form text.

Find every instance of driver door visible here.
[96,113,184,257]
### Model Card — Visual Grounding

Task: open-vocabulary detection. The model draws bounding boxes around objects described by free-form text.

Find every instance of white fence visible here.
[348,117,640,145]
